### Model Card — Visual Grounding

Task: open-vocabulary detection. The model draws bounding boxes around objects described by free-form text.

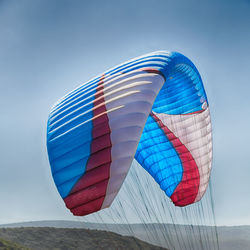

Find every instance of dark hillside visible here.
[0,237,28,250]
[1,221,250,250]
[0,227,166,250]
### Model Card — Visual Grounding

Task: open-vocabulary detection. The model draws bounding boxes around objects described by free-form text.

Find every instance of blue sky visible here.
[0,0,250,225]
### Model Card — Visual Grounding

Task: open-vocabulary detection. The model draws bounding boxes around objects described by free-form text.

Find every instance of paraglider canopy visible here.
[46,51,212,216]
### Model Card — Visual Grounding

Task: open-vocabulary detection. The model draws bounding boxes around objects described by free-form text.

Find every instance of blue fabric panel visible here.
[152,65,206,115]
[135,52,208,198]
[135,115,183,197]
[47,81,98,198]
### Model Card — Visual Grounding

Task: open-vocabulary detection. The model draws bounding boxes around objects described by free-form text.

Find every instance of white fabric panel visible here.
[101,72,165,208]
[154,105,212,202]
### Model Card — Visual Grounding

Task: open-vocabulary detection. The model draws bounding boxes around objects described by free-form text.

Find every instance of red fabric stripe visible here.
[86,148,111,171]
[182,109,204,115]
[92,121,111,139]
[67,163,110,194]
[64,75,112,216]
[150,112,200,206]
[140,68,166,81]
[64,179,109,210]
[69,196,106,216]
[90,133,112,154]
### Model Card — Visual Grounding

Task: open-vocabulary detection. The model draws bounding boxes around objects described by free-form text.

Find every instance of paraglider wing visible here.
[46,51,212,216]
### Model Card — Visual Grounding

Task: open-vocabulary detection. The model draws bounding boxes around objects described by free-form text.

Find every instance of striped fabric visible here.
[47,51,212,216]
